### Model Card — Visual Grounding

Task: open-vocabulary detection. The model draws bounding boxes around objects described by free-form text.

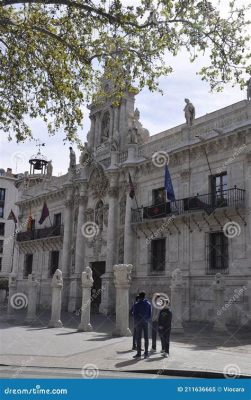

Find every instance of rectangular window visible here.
[0,223,4,236]
[211,173,227,207]
[0,240,3,254]
[24,254,33,278]
[0,188,5,201]
[208,232,228,273]
[151,239,166,272]
[49,251,59,277]
[0,206,4,218]
[0,257,2,271]
[53,213,61,226]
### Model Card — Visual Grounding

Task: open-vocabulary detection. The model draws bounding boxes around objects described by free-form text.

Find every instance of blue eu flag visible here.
[164,164,175,202]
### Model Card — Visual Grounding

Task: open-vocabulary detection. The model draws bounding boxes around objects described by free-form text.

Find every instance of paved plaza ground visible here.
[0,308,250,379]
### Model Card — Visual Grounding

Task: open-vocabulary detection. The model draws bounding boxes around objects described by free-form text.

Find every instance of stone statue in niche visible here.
[101,111,110,143]
[127,122,138,145]
[95,201,104,231]
[184,98,195,127]
[110,130,120,152]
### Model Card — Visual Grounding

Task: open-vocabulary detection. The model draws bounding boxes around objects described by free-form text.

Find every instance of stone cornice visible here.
[16,188,65,208]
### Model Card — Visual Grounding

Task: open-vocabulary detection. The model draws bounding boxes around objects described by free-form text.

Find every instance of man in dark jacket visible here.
[130,295,139,350]
[158,299,172,358]
[133,291,151,359]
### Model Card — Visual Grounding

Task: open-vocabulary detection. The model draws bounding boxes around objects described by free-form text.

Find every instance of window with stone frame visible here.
[23,254,33,278]
[0,257,2,271]
[210,172,228,207]
[0,223,4,236]
[0,240,3,254]
[0,188,5,202]
[152,187,166,205]
[53,213,61,227]
[151,238,166,272]
[208,232,228,273]
[49,251,59,277]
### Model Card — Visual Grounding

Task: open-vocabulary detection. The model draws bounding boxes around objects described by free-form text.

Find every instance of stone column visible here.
[170,268,184,333]
[213,272,227,332]
[25,274,39,324]
[7,273,18,321]
[62,185,74,276]
[100,178,118,315]
[78,267,94,332]
[113,264,133,337]
[68,186,88,312]
[48,269,63,328]
[124,192,134,265]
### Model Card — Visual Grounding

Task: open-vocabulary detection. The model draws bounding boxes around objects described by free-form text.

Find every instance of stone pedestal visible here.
[126,144,138,163]
[170,268,184,333]
[25,274,39,324]
[78,267,94,332]
[7,273,18,321]
[48,269,63,328]
[113,264,133,337]
[213,273,227,332]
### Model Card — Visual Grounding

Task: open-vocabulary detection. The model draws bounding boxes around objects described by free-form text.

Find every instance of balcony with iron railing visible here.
[16,224,64,242]
[132,187,245,223]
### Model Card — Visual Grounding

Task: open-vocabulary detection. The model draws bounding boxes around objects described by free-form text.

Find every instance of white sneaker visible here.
[163,352,169,358]
[150,348,157,353]
[160,350,165,353]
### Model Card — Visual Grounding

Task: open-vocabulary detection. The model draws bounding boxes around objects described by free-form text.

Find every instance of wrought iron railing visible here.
[16,224,64,242]
[132,187,245,222]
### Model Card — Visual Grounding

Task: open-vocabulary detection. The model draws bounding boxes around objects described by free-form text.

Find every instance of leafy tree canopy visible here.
[0,0,250,143]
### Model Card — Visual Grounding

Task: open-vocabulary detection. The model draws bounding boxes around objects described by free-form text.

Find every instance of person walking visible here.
[130,295,139,350]
[133,291,151,359]
[158,299,172,358]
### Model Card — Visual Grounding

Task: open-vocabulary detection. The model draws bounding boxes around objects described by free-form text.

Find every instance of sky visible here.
[0,1,250,176]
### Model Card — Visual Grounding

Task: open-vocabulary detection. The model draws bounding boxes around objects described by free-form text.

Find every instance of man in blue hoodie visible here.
[133,291,152,359]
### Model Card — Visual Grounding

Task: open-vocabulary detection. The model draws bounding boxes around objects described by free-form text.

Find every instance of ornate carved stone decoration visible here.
[103,204,109,227]
[84,208,94,221]
[108,186,119,198]
[89,164,109,199]
[101,111,110,143]
[86,233,106,259]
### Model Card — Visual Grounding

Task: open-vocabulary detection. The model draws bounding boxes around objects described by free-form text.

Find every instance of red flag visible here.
[7,209,17,223]
[128,173,135,199]
[39,202,49,225]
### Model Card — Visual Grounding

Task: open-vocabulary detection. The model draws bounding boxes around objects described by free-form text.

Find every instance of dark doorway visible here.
[90,261,106,313]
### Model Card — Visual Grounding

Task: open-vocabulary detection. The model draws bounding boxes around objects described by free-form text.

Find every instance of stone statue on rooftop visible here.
[184,98,195,127]
[69,147,76,169]
[247,78,251,101]
[46,160,53,178]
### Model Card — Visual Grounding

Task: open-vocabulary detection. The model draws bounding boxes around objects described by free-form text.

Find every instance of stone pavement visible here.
[0,309,250,378]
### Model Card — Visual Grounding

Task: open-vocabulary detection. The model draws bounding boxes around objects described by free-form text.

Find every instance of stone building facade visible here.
[12,85,251,326]
[0,168,19,277]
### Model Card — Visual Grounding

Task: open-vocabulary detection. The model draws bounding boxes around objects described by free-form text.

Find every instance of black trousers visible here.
[151,320,158,350]
[136,321,149,354]
[159,328,171,354]
[132,326,137,348]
